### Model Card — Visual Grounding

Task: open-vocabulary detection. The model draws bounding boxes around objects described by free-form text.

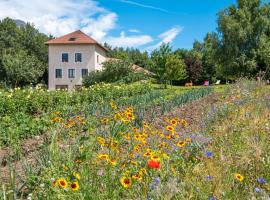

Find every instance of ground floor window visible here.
[55,69,62,78]
[81,69,88,78]
[68,69,75,78]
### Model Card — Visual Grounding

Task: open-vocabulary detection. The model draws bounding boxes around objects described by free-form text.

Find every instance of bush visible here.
[83,60,148,86]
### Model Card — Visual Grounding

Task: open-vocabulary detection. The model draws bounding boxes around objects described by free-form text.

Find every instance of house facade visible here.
[45,30,108,90]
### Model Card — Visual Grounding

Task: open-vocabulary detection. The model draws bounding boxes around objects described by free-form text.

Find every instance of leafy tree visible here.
[184,55,203,83]
[201,32,220,81]
[150,43,173,82]
[0,18,49,86]
[2,50,45,86]
[164,54,187,86]
[217,0,270,79]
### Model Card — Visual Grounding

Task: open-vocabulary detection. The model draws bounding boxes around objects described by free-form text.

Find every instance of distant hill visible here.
[14,19,26,27]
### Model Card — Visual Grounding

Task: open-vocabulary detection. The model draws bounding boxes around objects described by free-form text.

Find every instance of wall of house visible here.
[94,45,107,71]
[48,44,100,90]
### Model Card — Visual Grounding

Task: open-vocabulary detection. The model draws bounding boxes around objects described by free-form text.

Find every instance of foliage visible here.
[150,43,173,81]
[0,18,49,87]
[104,43,153,69]
[1,80,269,199]
[2,49,45,86]
[184,55,203,83]
[164,54,187,83]
[217,0,270,79]
[83,60,148,86]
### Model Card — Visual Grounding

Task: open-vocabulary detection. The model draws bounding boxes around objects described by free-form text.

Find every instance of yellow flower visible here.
[132,173,142,181]
[144,151,152,157]
[166,125,174,132]
[120,176,132,188]
[126,112,135,120]
[110,159,117,166]
[97,154,109,161]
[177,141,186,148]
[126,107,134,113]
[75,116,82,121]
[97,137,106,146]
[234,173,244,182]
[151,155,160,161]
[73,172,81,180]
[170,118,178,126]
[185,137,192,142]
[181,119,188,127]
[70,181,80,191]
[139,168,147,175]
[57,178,68,188]
[114,113,122,120]
[110,101,118,109]
[162,153,170,159]
[101,118,109,124]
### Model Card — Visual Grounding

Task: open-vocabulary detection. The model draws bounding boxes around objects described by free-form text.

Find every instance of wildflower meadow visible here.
[0,79,269,199]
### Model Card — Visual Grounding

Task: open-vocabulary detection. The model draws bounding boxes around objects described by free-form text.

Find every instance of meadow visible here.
[0,80,269,200]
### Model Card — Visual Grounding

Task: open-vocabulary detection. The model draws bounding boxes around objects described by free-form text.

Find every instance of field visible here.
[0,80,269,199]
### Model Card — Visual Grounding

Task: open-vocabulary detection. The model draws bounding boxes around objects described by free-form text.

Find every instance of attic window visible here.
[69,37,77,41]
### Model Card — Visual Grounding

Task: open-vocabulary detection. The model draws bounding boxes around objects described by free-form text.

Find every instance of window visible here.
[97,55,99,64]
[62,53,68,62]
[75,53,82,62]
[81,69,88,78]
[68,69,75,78]
[55,69,62,78]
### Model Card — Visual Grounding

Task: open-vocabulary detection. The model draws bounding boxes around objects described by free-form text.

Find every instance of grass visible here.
[0,80,269,199]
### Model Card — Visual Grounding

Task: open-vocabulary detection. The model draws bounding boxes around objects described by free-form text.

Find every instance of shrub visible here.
[83,60,148,86]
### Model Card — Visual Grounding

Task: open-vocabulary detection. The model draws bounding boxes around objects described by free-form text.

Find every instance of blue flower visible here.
[205,151,213,158]
[254,187,262,193]
[154,177,161,184]
[209,197,215,200]
[206,175,213,181]
[257,177,267,184]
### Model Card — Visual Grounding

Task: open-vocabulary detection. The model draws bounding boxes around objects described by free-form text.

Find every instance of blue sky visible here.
[0,0,236,50]
[100,0,236,49]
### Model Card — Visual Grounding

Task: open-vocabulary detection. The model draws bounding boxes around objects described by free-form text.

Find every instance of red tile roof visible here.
[45,30,108,51]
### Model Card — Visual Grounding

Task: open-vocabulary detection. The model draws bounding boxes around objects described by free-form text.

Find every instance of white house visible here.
[45,30,108,90]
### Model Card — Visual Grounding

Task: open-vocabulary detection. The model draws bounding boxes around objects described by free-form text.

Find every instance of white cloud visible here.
[0,0,182,50]
[147,26,183,51]
[106,31,153,48]
[118,0,170,13]
[129,29,141,33]
[0,0,117,38]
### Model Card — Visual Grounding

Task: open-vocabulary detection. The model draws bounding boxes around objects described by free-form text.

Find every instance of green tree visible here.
[164,54,187,86]
[217,0,270,79]
[201,32,220,81]
[150,43,173,82]
[2,50,44,86]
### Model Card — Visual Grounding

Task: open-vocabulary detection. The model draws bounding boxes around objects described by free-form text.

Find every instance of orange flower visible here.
[120,176,132,188]
[147,160,160,169]
[170,118,178,126]
[166,125,174,132]
[57,178,68,188]
[177,141,186,148]
[70,181,79,191]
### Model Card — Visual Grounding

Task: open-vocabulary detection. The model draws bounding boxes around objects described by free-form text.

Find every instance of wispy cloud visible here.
[129,29,141,33]
[118,0,170,13]
[146,26,183,51]
[105,31,153,48]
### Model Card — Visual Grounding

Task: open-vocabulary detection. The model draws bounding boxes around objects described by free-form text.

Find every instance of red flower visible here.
[147,160,160,169]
